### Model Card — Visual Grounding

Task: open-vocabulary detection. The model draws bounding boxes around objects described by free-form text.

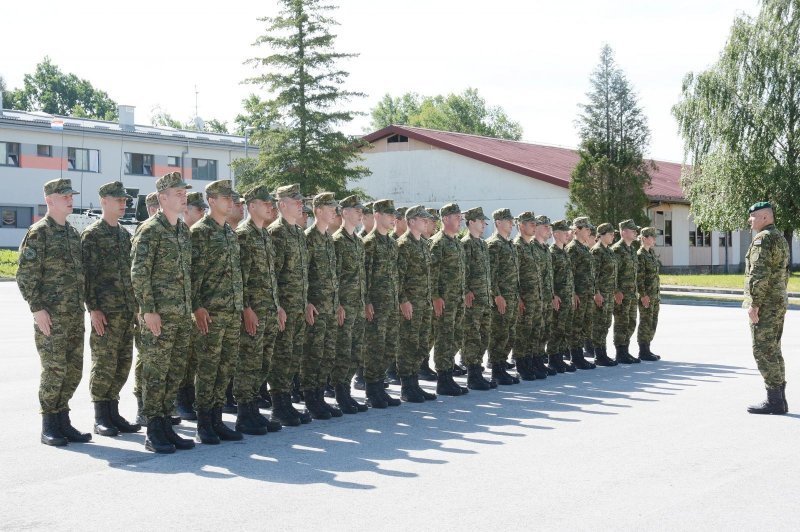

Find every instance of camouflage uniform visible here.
[612,230,638,347]
[461,212,492,367]
[590,228,617,348]
[133,192,161,402]
[513,214,542,361]
[531,220,554,359]
[547,220,574,357]
[397,224,433,377]
[487,212,520,365]
[636,244,661,344]
[566,232,594,350]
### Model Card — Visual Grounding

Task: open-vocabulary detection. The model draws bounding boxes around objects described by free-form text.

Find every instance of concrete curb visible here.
[662,284,800,298]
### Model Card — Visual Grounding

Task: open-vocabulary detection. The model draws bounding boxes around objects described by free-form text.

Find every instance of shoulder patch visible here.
[753,239,762,246]
[22,247,37,261]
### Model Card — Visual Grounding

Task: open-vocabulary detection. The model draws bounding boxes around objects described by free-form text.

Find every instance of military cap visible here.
[596,222,614,235]
[440,203,461,217]
[618,219,640,232]
[515,211,537,224]
[572,216,591,229]
[205,179,234,197]
[44,178,80,196]
[362,201,374,215]
[339,195,365,210]
[463,207,490,222]
[156,171,191,192]
[275,183,305,200]
[186,191,208,209]
[749,201,772,213]
[394,206,408,219]
[373,199,396,215]
[312,192,339,209]
[589,225,597,236]
[243,184,273,204]
[534,214,551,225]
[145,192,159,208]
[98,181,132,199]
[493,208,514,221]
[303,203,314,215]
[406,205,434,220]
[426,208,440,221]
[551,219,571,232]
[640,226,657,238]
[231,191,245,204]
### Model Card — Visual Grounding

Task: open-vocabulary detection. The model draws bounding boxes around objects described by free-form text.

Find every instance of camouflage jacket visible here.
[549,244,574,299]
[237,219,279,313]
[591,242,617,294]
[636,248,661,300]
[611,240,638,296]
[397,232,432,306]
[190,215,243,314]
[514,236,542,303]
[268,217,309,313]
[744,224,789,307]
[531,240,554,300]
[305,225,339,313]
[333,227,366,309]
[363,230,399,309]
[566,239,594,296]
[131,212,192,316]
[17,215,84,314]
[461,233,492,306]
[429,231,466,303]
[487,233,519,299]
[82,218,135,314]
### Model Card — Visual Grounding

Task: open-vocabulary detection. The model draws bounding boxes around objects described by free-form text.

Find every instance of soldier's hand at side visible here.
[337,305,346,327]
[614,291,624,305]
[90,310,108,336]
[433,298,445,317]
[306,303,318,326]
[277,307,287,332]
[144,312,162,337]
[495,295,507,315]
[748,305,760,324]
[194,308,211,335]
[641,295,650,309]
[594,293,604,308]
[518,300,525,315]
[553,296,561,312]
[243,307,258,336]
[465,291,475,308]
[365,304,375,322]
[400,301,413,320]
[33,309,52,337]
[572,294,580,309]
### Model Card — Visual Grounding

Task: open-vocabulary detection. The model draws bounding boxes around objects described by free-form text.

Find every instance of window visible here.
[125,152,154,176]
[387,134,409,143]
[67,147,100,172]
[167,156,181,167]
[652,210,672,247]
[37,145,52,157]
[1,206,33,229]
[192,158,217,180]
[664,219,673,246]
[1,142,20,167]
[719,231,732,247]
[690,227,711,247]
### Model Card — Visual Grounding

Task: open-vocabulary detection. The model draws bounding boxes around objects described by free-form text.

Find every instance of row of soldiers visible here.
[17,172,662,454]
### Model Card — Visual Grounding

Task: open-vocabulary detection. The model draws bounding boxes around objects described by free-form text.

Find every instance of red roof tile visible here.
[363,125,686,202]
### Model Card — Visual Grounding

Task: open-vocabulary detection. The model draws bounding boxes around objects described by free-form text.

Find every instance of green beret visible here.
[618,219,640,232]
[426,208,440,221]
[515,211,537,224]
[440,203,461,217]
[243,184,274,204]
[98,181,132,199]
[463,207,490,222]
[395,206,408,219]
[275,183,305,200]
[640,226,657,238]
[596,222,614,235]
[534,215,551,225]
[493,208,514,221]
[749,201,772,214]
[406,205,434,220]
[156,171,191,192]
[572,216,591,229]
[145,192,159,208]
[551,219,570,232]
[44,178,80,196]
[312,192,339,209]
[205,179,234,197]
[373,199,396,215]
[339,195,364,210]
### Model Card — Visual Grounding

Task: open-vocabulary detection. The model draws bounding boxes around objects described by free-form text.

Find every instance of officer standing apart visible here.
[82,182,141,437]
[744,202,789,415]
[18,178,91,447]
[612,220,641,364]
[636,227,662,362]
[590,223,619,367]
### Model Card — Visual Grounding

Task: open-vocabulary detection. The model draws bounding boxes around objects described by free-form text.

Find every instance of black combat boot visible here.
[531,356,548,379]
[571,348,596,370]
[287,398,313,424]
[562,353,577,373]
[448,370,469,394]
[615,345,635,364]
[638,343,661,361]
[290,375,304,404]
[515,356,537,381]
[58,410,91,443]
[257,382,272,409]
[250,401,281,432]
[195,409,221,444]
[41,413,68,447]
[144,417,175,454]
[366,381,389,409]
[353,367,366,390]
[324,377,336,399]
[594,347,618,367]
[467,364,493,390]
[381,384,402,406]
[452,363,467,376]
[544,354,558,376]
[386,364,401,385]
[584,340,596,359]
[223,380,237,414]
[415,375,438,400]
[236,401,267,435]
[437,369,463,396]
[270,393,301,427]
[418,359,438,382]
[747,388,787,415]
[175,386,197,421]
[135,394,147,426]
[401,375,426,403]
[212,406,244,440]
[491,363,518,386]
[318,388,343,418]
[161,416,195,449]
[108,400,141,433]
[349,388,369,412]
[303,388,332,420]
[93,401,119,437]
[548,353,566,373]
[334,383,358,414]
[626,344,641,363]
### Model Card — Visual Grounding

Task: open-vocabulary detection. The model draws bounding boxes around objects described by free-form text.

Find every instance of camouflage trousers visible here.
[330,306,365,386]
[529,299,548,355]
[179,334,197,389]
[301,308,338,389]
[433,300,464,371]
[89,311,135,402]
[364,303,399,383]
[140,312,191,418]
[569,293,593,349]
[462,301,491,367]
[750,302,787,389]
[591,293,614,348]
[269,309,305,394]
[537,297,553,355]
[488,296,518,364]
[399,301,432,377]
[637,298,660,344]
[35,312,84,414]
[133,321,143,398]
[234,311,279,404]
[547,296,572,355]
[613,293,637,346]
[194,311,240,411]
[514,294,542,357]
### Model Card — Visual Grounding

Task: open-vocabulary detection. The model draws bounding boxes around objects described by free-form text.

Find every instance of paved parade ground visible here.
[0,281,797,530]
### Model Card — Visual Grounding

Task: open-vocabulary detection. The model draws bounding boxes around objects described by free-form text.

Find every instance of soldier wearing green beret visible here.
[530,215,555,377]
[565,217,597,370]
[635,227,662,363]
[612,219,641,364]
[82,182,141,438]
[487,208,522,385]
[512,211,543,380]
[18,178,92,447]
[131,171,195,453]
[546,219,576,373]
[743,202,789,414]
[590,223,619,366]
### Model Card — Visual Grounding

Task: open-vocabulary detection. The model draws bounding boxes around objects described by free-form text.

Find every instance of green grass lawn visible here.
[0,250,19,278]
[661,272,800,292]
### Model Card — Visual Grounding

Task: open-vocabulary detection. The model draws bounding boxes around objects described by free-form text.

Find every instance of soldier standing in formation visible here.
[531,215,556,376]
[636,227,662,362]
[82,182,140,437]
[612,220,641,364]
[565,217,596,370]
[547,220,575,373]
[590,223,619,366]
